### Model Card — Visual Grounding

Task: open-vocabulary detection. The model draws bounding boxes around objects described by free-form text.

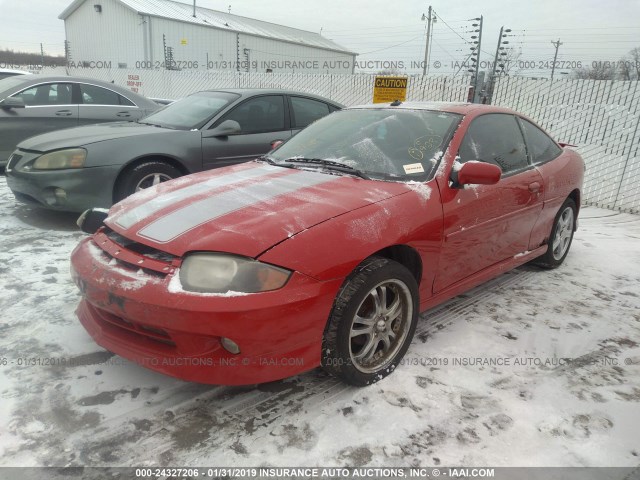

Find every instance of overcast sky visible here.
[1,0,639,76]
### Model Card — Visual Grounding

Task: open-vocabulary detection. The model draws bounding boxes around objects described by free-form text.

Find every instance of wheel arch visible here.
[112,155,190,203]
[370,244,423,286]
[568,188,581,224]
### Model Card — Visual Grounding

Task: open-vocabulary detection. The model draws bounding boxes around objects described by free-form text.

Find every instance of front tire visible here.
[535,198,577,268]
[114,161,181,202]
[322,257,419,386]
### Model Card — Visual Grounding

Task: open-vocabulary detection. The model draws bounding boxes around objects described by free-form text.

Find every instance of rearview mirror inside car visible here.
[204,119,241,138]
[452,161,502,188]
[0,97,26,109]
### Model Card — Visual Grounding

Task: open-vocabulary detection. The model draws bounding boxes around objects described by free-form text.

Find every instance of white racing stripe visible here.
[114,164,280,229]
[138,169,336,243]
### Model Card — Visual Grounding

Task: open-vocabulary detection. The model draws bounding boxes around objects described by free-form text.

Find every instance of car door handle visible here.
[528,182,541,193]
[117,111,131,118]
[55,110,73,117]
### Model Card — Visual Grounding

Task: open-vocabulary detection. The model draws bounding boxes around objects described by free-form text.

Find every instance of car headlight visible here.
[32,148,87,170]
[179,253,291,293]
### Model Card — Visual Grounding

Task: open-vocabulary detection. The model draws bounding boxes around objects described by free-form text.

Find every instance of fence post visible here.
[612,108,640,211]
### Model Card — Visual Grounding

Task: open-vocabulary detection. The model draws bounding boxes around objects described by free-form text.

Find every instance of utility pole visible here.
[550,39,562,80]
[192,0,196,17]
[40,43,45,69]
[471,15,483,103]
[487,26,511,104]
[422,6,432,76]
[490,27,503,82]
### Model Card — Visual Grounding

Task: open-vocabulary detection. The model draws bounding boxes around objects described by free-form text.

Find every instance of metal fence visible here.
[493,77,640,213]
[45,67,471,106]
[42,68,639,213]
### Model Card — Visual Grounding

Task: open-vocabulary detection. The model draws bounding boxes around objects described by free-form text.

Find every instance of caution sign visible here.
[373,76,408,104]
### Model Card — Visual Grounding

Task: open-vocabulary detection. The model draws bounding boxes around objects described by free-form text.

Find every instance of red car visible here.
[70,102,584,386]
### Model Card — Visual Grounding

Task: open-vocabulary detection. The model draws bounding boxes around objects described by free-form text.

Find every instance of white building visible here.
[59,0,357,74]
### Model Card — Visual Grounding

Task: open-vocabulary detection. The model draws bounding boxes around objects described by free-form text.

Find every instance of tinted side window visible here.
[12,83,73,106]
[223,95,285,134]
[519,118,562,164]
[80,84,135,106]
[459,114,529,173]
[291,96,330,128]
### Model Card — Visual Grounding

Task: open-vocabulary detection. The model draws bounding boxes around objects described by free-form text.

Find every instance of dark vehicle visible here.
[0,76,160,166]
[6,89,343,211]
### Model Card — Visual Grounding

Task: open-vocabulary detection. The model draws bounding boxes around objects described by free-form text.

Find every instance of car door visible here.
[517,116,568,250]
[78,83,144,124]
[201,95,291,169]
[0,82,79,160]
[289,95,333,135]
[434,113,544,293]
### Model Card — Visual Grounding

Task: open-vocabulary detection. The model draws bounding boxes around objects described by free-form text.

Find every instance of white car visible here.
[0,69,32,81]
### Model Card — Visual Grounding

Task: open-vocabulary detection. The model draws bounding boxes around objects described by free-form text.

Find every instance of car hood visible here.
[17,122,175,152]
[104,162,412,258]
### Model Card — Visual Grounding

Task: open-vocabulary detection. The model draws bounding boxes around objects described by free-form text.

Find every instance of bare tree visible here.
[572,62,616,80]
[497,47,523,76]
[0,48,65,68]
[572,46,640,81]
[618,47,640,81]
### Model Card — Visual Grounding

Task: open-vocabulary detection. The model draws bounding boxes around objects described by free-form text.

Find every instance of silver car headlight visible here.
[32,148,87,170]
[179,253,291,294]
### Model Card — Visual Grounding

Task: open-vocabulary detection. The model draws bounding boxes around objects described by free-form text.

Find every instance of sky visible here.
[1,0,639,77]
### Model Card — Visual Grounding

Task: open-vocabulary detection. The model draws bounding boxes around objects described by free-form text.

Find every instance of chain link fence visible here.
[493,77,640,213]
[38,68,640,213]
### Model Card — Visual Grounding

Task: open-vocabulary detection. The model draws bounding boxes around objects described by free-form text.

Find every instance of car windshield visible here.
[0,76,29,99]
[139,91,240,130]
[269,108,461,181]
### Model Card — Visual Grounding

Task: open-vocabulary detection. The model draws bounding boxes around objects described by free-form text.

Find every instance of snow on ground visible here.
[0,175,639,468]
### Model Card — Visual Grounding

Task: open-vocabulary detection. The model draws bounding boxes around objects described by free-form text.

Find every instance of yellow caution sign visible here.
[373,76,408,104]
[180,38,188,46]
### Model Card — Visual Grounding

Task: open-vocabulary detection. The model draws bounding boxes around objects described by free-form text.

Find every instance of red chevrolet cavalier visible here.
[70,102,584,386]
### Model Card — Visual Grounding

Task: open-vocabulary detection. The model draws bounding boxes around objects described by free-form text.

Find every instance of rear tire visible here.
[321,257,419,386]
[114,161,181,202]
[535,198,577,268]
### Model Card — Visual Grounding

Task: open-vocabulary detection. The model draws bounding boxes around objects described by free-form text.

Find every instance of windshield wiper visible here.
[257,154,278,165]
[282,157,370,180]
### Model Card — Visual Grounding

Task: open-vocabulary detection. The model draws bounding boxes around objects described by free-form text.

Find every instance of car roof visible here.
[0,75,158,107]
[197,88,345,107]
[0,69,32,75]
[347,101,519,116]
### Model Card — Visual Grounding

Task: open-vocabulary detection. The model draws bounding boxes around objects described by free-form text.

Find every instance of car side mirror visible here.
[452,161,501,188]
[204,119,241,138]
[270,140,284,150]
[0,97,26,109]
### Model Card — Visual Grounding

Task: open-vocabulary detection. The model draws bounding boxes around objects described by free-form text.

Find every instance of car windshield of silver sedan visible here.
[268,109,461,181]
[0,76,29,97]
[138,91,240,130]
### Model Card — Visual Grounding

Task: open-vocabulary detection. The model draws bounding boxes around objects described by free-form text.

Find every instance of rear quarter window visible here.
[519,118,563,164]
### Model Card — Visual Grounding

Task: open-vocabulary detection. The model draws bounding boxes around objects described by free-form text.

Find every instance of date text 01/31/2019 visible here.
[134,467,496,478]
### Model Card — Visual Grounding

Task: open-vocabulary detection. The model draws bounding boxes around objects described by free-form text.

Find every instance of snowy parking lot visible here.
[0,174,639,468]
